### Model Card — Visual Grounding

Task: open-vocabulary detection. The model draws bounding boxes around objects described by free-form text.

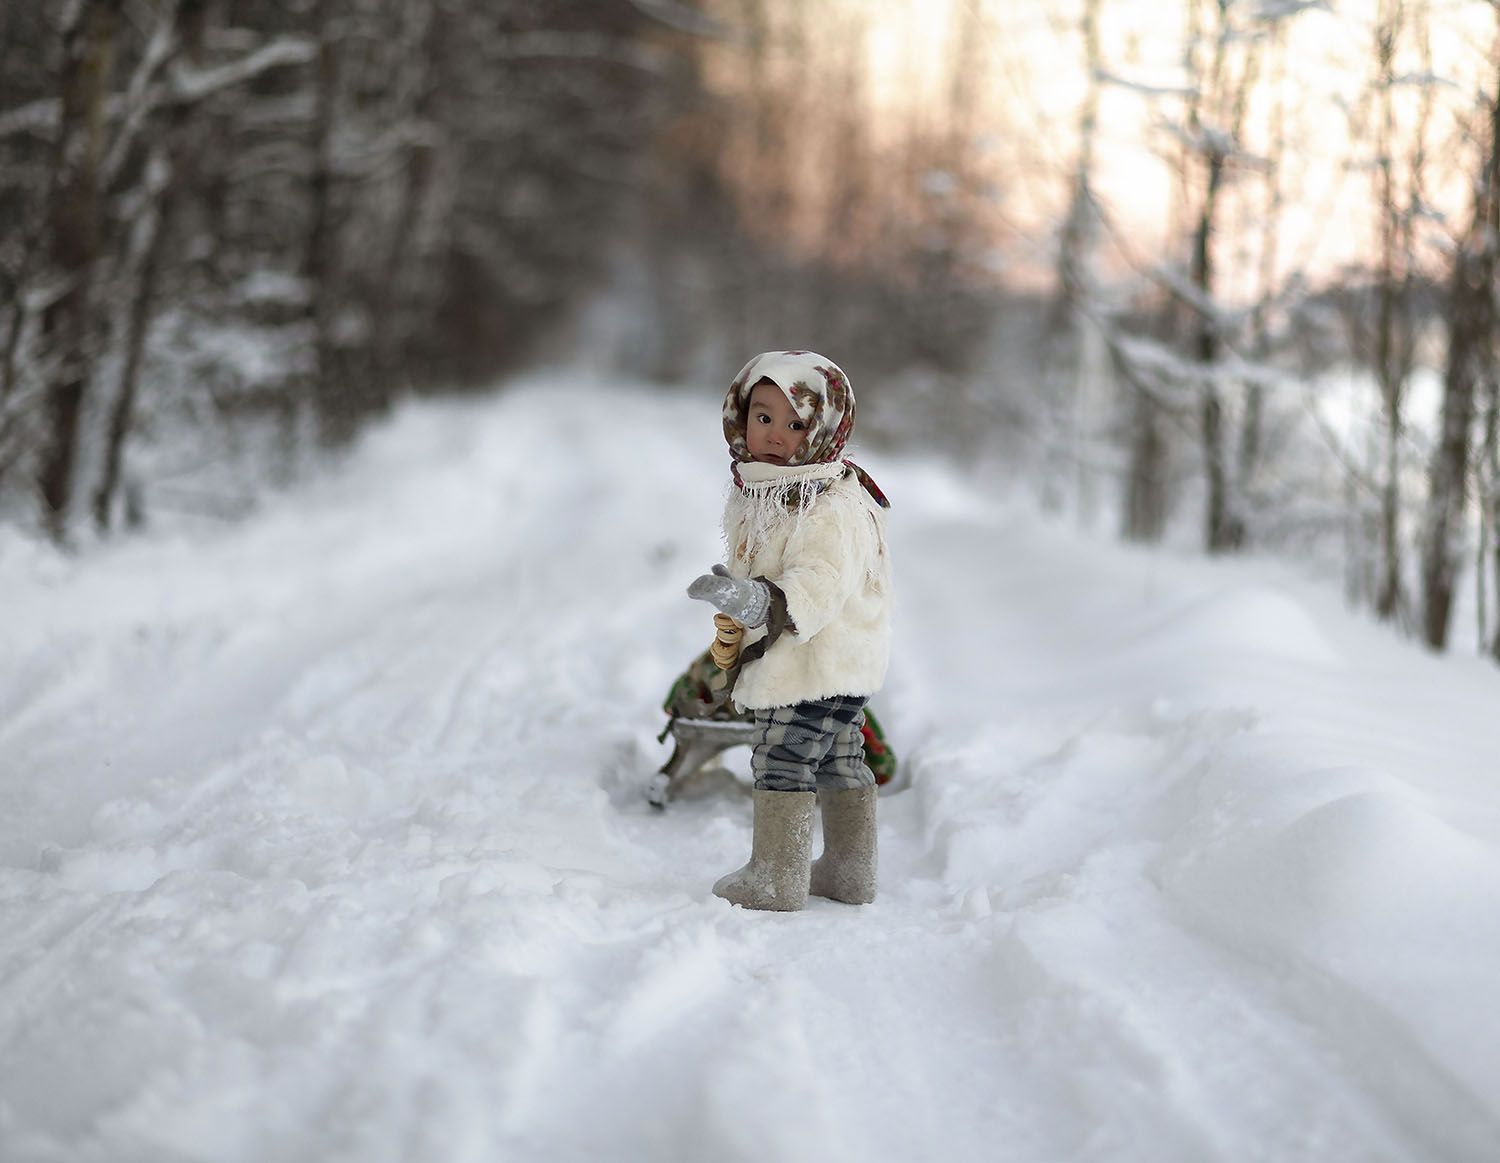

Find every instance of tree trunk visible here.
[1194,147,1241,552]
[36,0,123,543]
[372,0,440,400]
[1419,56,1499,650]
[94,1,209,533]
[0,226,37,416]
[95,149,170,533]
[305,0,349,446]
[1042,0,1102,517]
[1123,387,1169,543]
[1485,377,1500,659]
[0,235,37,489]
[1372,0,1425,624]
[1189,0,1244,554]
[1239,28,1285,503]
[1479,378,1496,652]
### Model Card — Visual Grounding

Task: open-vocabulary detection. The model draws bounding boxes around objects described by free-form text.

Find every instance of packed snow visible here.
[2,375,1499,1163]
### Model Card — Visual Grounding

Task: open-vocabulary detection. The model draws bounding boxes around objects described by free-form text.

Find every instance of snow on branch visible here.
[1065,238,1293,419]
[1108,332,1204,411]
[330,121,444,181]
[1389,71,1462,91]
[0,35,315,144]
[1149,263,1255,334]
[1095,70,1198,100]
[1159,115,1229,156]
[1250,0,1333,22]
[0,98,60,142]
[169,36,318,105]
[1224,26,1271,47]
[1155,114,1270,170]
[1112,326,1285,391]
[104,8,186,187]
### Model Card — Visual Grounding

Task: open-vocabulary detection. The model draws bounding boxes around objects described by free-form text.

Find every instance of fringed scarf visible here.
[725,460,847,565]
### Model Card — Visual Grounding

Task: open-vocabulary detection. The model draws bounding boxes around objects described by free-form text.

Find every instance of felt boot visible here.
[809,785,878,904]
[713,789,816,911]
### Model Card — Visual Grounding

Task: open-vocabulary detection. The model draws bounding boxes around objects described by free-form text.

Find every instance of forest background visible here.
[3,0,1499,663]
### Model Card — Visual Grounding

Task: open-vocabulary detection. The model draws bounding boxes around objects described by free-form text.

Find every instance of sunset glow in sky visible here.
[851,0,1498,293]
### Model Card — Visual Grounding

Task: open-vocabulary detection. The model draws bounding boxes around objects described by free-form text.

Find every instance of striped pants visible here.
[752,695,875,793]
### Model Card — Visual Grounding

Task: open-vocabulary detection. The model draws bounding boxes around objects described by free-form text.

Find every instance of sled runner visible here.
[649,646,897,808]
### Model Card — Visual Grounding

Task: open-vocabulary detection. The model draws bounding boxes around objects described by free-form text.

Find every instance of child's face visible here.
[746,382,808,465]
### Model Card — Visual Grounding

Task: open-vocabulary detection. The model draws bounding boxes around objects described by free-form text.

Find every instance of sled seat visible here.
[646,718,760,809]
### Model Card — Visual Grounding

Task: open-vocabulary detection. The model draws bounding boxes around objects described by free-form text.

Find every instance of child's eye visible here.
[790,422,805,431]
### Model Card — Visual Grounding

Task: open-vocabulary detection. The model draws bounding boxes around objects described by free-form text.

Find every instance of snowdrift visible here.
[2,376,1498,1162]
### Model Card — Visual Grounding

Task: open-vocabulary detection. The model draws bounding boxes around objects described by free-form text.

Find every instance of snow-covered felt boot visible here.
[713,789,816,911]
[809,785,878,904]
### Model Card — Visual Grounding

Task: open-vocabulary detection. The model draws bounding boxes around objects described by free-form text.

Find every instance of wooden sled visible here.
[646,717,760,809]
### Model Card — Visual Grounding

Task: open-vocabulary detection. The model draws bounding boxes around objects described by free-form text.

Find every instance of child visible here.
[686,350,891,911]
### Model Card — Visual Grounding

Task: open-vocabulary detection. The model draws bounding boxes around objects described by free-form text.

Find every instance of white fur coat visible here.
[722,468,892,711]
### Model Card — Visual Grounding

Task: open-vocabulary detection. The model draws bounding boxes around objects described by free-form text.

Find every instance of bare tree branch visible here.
[0,34,316,143]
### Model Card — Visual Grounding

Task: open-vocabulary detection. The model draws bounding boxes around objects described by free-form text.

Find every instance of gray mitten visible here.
[687,564,771,628]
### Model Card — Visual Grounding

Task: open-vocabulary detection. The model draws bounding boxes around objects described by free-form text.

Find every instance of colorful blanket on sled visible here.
[661,647,897,786]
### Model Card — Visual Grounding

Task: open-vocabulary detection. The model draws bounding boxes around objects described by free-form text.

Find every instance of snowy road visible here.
[3,378,1499,1162]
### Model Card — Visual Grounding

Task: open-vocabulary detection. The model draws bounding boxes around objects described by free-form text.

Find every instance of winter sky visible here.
[860,0,1495,290]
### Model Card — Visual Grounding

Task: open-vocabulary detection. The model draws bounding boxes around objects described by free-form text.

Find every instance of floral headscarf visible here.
[722,351,889,508]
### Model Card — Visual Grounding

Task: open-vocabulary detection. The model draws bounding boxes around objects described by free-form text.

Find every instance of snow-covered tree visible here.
[0,0,696,540]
